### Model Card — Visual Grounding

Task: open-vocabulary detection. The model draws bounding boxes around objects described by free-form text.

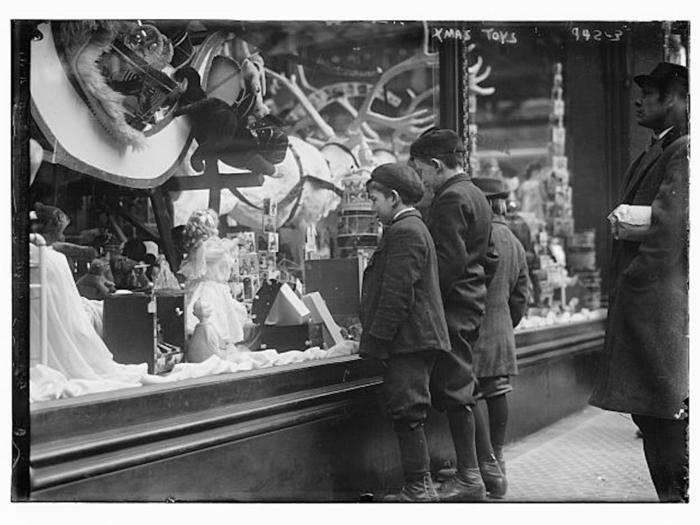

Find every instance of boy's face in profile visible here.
[368,188,397,225]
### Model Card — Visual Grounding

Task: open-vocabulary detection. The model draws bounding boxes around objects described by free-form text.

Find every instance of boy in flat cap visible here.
[408,129,500,501]
[590,62,689,502]
[359,163,451,502]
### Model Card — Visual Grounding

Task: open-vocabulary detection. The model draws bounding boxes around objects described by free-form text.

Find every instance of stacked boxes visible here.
[545,63,575,240]
[567,229,601,309]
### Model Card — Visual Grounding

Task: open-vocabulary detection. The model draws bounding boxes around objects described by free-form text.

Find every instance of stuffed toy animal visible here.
[173,65,287,176]
[109,253,150,290]
[33,201,99,267]
[33,202,70,245]
[76,258,116,300]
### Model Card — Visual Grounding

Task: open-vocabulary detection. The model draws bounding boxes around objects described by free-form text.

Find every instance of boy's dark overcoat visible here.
[360,209,451,359]
[473,218,529,377]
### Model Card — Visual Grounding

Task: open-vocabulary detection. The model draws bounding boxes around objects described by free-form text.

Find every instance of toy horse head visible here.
[224,38,269,121]
[205,52,269,121]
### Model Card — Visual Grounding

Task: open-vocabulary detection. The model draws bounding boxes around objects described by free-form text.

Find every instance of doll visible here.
[187,299,226,363]
[178,209,249,345]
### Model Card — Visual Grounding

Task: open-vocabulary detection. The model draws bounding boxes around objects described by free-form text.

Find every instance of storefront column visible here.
[11,19,32,501]
[438,36,462,133]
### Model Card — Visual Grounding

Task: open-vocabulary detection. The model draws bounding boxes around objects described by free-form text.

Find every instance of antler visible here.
[367,108,435,136]
[468,54,495,96]
[265,68,337,141]
[348,21,438,137]
[286,65,382,142]
[295,64,317,93]
[405,86,438,114]
[392,86,438,147]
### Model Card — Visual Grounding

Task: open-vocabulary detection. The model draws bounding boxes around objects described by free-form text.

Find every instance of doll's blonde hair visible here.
[182,209,219,253]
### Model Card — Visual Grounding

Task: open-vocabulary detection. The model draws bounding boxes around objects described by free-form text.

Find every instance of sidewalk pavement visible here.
[501,406,658,502]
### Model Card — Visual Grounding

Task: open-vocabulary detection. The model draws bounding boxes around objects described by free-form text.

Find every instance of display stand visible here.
[28,318,605,501]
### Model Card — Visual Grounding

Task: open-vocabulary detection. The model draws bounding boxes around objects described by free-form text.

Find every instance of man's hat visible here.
[634,62,688,89]
[409,128,465,159]
[368,163,424,204]
[472,177,509,199]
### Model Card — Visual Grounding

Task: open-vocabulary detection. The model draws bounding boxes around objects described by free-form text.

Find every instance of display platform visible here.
[29,318,605,501]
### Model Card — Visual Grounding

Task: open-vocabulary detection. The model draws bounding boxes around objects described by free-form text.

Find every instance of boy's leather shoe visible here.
[495,452,506,475]
[479,457,507,498]
[436,467,486,502]
[383,473,440,502]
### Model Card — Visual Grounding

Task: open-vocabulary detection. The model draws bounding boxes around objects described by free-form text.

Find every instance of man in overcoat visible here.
[409,130,499,501]
[589,62,689,502]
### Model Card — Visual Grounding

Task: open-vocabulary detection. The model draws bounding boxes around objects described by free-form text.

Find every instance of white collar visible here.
[654,126,674,141]
[393,207,415,221]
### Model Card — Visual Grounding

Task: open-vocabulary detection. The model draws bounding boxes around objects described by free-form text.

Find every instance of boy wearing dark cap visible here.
[359,163,451,502]
[408,129,500,501]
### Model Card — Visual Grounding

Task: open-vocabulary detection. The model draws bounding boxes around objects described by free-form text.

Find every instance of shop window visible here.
[27,20,441,404]
[26,21,609,405]
[439,23,607,330]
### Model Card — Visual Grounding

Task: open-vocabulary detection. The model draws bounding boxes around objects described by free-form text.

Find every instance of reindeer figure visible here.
[172,25,495,236]
[270,22,495,159]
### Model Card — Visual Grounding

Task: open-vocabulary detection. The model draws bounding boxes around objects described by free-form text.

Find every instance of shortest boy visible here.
[360,163,452,502]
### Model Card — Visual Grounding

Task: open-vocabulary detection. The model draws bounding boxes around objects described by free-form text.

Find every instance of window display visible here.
[26,20,442,402]
[458,27,605,329]
[25,20,610,404]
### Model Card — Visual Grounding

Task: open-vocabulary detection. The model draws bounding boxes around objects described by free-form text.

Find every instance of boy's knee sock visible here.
[473,400,496,462]
[486,394,509,458]
[393,420,431,482]
[446,406,479,471]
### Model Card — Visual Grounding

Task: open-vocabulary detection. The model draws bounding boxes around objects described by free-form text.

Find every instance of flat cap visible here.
[409,128,465,159]
[368,163,424,204]
[472,177,509,199]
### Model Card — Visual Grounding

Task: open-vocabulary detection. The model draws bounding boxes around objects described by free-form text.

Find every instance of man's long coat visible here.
[590,129,689,419]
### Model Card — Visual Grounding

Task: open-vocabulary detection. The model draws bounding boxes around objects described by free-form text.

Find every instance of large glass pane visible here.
[25,20,439,403]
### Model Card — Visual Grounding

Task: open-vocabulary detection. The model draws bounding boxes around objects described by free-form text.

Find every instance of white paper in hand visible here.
[607,204,652,240]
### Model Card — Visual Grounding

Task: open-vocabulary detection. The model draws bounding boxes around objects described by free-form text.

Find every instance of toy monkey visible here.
[76,258,116,300]
[173,66,287,176]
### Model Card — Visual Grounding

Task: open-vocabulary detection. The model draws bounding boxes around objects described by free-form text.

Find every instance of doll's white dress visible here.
[179,237,248,345]
[29,244,147,401]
